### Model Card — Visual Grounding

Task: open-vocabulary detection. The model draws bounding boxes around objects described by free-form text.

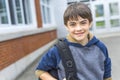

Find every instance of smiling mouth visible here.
[75,34,83,37]
[75,32,84,36]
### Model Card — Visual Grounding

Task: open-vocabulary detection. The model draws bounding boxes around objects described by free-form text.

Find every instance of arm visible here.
[35,47,59,79]
[104,77,112,80]
[95,40,112,80]
[104,53,112,79]
[40,72,57,80]
[35,70,57,80]
[103,47,112,79]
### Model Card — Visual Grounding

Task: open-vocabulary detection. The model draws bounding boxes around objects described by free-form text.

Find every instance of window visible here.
[96,21,105,29]
[109,2,119,16]
[110,19,120,27]
[9,0,31,25]
[67,0,77,4]
[80,0,90,2]
[94,4,105,29]
[95,4,104,17]
[0,0,31,25]
[15,0,23,24]
[41,0,51,25]
[67,0,90,4]
[109,2,120,28]
[0,0,8,24]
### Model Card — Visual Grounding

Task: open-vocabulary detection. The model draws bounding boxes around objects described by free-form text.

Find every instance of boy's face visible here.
[66,16,92,42]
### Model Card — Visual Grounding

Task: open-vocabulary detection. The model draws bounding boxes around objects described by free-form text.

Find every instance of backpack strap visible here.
[55,39,78,80]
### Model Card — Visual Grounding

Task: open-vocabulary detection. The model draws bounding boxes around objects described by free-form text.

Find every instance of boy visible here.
[35,2,112,80]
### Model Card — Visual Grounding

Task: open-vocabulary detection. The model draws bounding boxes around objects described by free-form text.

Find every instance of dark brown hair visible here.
[64,2,93,25]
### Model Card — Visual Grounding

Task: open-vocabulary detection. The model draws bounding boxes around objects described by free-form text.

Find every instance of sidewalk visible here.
[15,57,40,80]
[15,34,120,80]
[100,35,120,79]
[14,40,55,80]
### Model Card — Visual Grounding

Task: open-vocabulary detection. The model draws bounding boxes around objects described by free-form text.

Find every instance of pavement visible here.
[15,34,120,80]
[15,57,40,80]
[100,36,120,79]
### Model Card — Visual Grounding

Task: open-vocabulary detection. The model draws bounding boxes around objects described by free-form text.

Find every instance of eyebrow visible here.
[80,19,87,22]
[68,19,87,23]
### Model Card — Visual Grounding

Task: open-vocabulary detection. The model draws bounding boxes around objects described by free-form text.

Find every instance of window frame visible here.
[40,0,53,27]
[0,0,10,25]
[0,0,32,26]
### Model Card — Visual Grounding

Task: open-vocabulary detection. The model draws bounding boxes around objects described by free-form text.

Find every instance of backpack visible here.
[39,39,79,80]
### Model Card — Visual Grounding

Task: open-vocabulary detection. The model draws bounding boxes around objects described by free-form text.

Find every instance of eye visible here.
[69,22,76,26]
[80,21,87,25]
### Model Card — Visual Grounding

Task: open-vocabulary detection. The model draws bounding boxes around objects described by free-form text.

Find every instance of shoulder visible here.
[45,45,60,59]
[38,46,60,68]
[96,40,107,49]
[95,38,108,57]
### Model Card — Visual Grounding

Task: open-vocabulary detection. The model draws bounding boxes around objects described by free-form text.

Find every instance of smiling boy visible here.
[35,2,112,80]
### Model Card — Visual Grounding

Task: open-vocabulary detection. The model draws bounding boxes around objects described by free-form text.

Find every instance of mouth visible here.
[75,32,84,36]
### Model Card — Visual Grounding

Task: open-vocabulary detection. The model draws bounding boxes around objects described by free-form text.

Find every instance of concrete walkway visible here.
[15,57,39,80]
[15,34,120,80]
[100,36,120,79]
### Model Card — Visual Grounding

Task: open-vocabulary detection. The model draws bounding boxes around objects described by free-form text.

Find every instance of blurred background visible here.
[0,0,120,80]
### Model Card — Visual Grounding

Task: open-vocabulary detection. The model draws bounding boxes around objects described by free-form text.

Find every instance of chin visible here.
[75,35,85,39]
[76,39,84,42]
[74,37,84,42]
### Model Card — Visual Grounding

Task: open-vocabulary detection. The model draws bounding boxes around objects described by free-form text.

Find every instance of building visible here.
[0,0,62,80]
[0,0,120,80]
[67,0,120,34]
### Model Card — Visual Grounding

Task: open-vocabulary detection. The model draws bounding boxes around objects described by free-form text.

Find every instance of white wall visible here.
[52,0,68,38]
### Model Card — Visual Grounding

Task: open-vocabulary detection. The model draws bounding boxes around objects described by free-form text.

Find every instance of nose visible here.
[76,24,82,31]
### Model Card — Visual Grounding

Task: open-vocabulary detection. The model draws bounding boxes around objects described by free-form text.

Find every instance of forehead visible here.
[68,16,88,22]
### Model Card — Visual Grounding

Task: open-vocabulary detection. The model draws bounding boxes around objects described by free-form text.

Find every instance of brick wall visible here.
[0,30,57,70]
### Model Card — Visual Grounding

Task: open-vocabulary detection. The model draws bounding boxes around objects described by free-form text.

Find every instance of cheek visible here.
[83,25,90,30]
[68,28,75,33]
[66,26,74,32]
